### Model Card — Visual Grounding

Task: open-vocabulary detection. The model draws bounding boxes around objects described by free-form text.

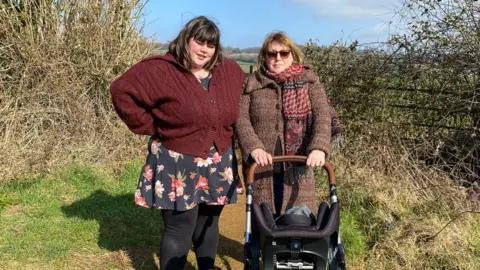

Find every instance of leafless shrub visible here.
[305,0,480,186]
[0,0,154,181]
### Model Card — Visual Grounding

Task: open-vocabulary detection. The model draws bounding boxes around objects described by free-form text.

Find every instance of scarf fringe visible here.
[284,165,307,184]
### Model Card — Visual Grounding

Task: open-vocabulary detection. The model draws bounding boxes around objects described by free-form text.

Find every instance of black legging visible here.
[160,204,224,270]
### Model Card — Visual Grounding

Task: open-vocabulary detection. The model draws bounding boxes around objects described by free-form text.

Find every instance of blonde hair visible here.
[257,31,304,67]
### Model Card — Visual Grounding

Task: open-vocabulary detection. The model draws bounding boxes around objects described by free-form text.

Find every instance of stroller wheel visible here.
[244,232,261,270]
[244,260,250,270]
[244,258,264,270]
[328,243,346,270]
[244,245,261,269]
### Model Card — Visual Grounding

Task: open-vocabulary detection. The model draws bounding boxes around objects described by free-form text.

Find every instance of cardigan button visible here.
[212,127,217,131]
[276,104,280,110]
[210,99,216,104]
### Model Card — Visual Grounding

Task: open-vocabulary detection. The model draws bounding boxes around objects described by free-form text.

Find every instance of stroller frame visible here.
[244,155,346,270]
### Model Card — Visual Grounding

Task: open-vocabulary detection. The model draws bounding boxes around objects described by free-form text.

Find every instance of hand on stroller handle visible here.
[243,155,346,270]
[245,155,336,186]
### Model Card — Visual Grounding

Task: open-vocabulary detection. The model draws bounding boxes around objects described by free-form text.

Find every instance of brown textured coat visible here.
[235,66,331,213]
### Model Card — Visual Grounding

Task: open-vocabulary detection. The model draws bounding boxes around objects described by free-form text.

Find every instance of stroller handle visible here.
[246,155,336,185]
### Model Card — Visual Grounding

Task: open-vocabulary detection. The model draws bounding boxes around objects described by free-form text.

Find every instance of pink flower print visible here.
[168,150,180,158]
[236,184,244,194]
[151,139,161,155]
[135,189,148,208]
[168,150,183,162]
[212,152,222,164]
[225,167,233,180]
[195,157,213,167]
[155,181,164,198]
[176,186,184,196]
[219,167,234,184]
[293,125,303,134]
[195,176,209,190]
[168,191,176,202]
[143,165,153,182]
[185,202,197,210]
[169,176,185,197]
[217,196,229,204]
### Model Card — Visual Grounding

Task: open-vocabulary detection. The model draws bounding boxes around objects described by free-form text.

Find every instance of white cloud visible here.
[290,0,400,20]
[356,22,392,42]
[289,0,404,43]
[372,22,389,33]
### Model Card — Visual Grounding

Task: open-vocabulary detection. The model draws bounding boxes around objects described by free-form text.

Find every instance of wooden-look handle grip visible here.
[245,155,336,185]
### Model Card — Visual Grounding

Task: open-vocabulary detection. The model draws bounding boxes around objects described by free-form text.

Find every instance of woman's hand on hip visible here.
[306,150,326,167]
[250,149,272,167]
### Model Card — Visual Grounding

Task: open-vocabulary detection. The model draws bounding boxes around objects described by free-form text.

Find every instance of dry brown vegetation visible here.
[306,0,480,187]
[0,0,479,269]
[0,0,153,181]
[305,0,480,268]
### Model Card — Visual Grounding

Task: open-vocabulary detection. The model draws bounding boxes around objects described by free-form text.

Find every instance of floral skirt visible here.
[135,136,240,211]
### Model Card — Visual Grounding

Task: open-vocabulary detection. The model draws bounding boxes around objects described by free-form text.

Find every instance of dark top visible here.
[200,76,211,90]
[110,53,245,158]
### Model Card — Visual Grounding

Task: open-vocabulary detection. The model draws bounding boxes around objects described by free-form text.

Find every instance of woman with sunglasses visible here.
[236,31,332,219]
[110,16,244,270]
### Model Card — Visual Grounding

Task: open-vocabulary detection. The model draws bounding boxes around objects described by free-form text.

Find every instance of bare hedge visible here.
[0,0,154,181]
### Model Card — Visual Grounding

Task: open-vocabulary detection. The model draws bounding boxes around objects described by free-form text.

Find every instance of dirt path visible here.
[186,193,247,269]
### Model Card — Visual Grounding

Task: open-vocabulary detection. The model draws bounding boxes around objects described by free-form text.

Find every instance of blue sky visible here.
[142,0,402,48]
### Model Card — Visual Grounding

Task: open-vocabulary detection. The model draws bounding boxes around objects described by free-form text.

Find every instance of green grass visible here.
[315,170,371,266]
[2,159,478,269]
[236,60,256,74]
[340,211,367,261]
[0,160,371,269]
[0,161,163,269]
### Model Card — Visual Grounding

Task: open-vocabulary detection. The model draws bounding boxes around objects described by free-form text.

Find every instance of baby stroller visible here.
[244,155,346,270]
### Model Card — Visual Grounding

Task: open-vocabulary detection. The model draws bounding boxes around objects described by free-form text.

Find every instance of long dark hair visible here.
[168,16,224,70]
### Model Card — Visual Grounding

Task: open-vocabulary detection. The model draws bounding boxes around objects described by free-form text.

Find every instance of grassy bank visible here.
[0,160,164,269]
[316,155,480,269]
[1,155,478,269]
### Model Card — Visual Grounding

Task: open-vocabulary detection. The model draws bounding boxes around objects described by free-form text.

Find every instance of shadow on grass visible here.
[61,190,244,270]
[62,190,186,269]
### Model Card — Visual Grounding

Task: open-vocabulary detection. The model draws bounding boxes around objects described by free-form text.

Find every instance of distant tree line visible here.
[152,42,304,54]
[151,42,262,54]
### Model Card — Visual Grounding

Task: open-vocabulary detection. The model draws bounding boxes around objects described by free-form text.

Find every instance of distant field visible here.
[236,61,256,74]
[151,50,255,74]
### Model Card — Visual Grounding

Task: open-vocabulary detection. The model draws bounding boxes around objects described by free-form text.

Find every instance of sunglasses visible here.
[266,50,291,60]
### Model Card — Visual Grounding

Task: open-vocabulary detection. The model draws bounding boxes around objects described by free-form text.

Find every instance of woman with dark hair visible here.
[110,16,245,270]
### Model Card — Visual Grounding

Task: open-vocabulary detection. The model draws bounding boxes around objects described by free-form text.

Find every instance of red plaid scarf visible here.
[263,65,312,120]
[263,65,312,160]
